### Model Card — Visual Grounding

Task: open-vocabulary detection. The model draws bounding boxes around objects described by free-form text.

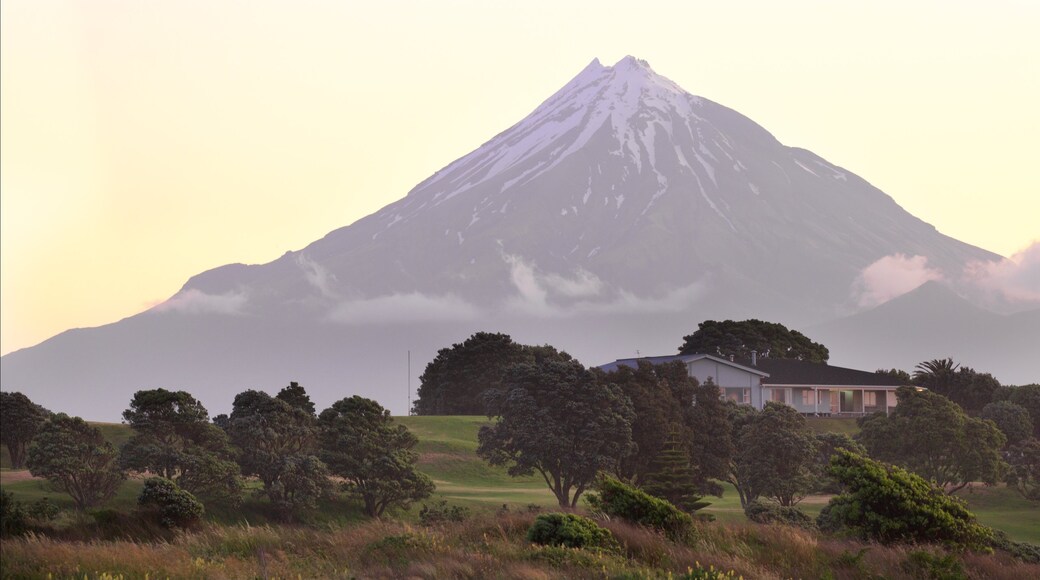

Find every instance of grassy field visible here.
[2,415,1037,543]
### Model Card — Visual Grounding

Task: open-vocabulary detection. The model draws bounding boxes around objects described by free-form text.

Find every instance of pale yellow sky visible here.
[2,0,1038,355]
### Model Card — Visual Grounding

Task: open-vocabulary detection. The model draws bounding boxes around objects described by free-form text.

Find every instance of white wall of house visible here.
[686,359,765,409]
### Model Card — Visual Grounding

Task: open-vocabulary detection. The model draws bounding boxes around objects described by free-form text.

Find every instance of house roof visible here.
[596,353,769,377]
[750,358,901,387]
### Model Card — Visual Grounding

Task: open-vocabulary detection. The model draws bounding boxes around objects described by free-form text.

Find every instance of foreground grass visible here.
[3,511,1037,579]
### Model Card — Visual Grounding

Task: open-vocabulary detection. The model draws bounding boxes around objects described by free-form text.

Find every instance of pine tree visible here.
[642,429,711,514]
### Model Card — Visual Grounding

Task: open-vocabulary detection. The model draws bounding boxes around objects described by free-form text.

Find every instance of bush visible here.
[0,491,29,537]
[418,500,469,525]
[820,450,992,548]
[527,512,618,551]
[989,529,1040,564]
[139,477,205,528]
[586,475,695,542]
[743,499,816,530]
[903,550,966,580]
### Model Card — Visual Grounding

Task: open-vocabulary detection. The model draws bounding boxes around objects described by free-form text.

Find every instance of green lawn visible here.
[3,415,1037,544]
[805,416,860,435]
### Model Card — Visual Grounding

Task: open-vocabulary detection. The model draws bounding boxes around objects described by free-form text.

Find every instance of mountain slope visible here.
[1,56,1010,419]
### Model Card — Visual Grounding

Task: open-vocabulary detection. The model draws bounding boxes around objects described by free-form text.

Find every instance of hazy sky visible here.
[2,0,1038,355]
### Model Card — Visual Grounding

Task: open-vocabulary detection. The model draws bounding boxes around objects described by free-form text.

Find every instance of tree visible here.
[26,414,125,511]
[227,389,331,519]
[0,391,50,469]
[981,401,1034,447]
[737,402,818,506]
[276,381,316,416]
[875,368,912,384]
[120,388,242,505]
[318,396,434,518]
[594,360,693,484]
[811,432,867,493]
[1000,384,1040,438]
[478,358,635,507]
[913,359,1001,415]
[857,386,1007,493]
[1006,438,1040,501]
[641,429,710,514]
[723,402,760,509]
[138,477,204,528]
[820,449,992,548]
[413,332,573,415]
[687,377,735,497]
[678,319,829,362]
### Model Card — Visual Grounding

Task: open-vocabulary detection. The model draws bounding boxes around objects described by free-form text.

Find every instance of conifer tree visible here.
[642,429,710,514]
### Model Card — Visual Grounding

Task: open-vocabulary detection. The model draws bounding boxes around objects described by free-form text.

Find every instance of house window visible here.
[801,390,812,406]
[770,389,786,403]
[864,391,877,407]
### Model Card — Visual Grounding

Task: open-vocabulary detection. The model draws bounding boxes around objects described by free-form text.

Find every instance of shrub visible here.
[527,512,618,551]
[0,491,29,537]
[418,500,469,525]
[139,477,204,528]
[586,475,695,542]
[989,529,1040,564]
[743,499,816,530]
[820,449,993,548]
[903,550,967,580]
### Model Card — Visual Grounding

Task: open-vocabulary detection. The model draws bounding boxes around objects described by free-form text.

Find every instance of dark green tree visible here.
[0,391,50,469]
[913,359,1001,415]
[595,360,693,484]
[413,332,573,415]
[981,401,1034,447]
[318,396,434,518]
[1002,384,1040,438]
[811,432,868,493]
[875,368,912,384]
[737,402,818,506]
[276,381,316,416]
[641,429,710,514]
[820,449,993,548]
[120,388,242,505]
[478,358,635,507]
[27,414,126,511]
[1006,438,1040,501]
[678,319,829,362]
[723,402,760,509]
[857,386,1007,493]
[138,477,204,528]
[687,376,735,497]
[227,389,331,519]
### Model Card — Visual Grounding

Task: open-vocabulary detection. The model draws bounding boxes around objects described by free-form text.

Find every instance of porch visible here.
[762,386,897,416]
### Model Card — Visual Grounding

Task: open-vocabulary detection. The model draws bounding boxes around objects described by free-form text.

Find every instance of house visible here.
[597,353,903,416]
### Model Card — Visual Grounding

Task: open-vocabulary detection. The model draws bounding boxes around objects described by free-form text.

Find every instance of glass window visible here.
[864,391,877,407]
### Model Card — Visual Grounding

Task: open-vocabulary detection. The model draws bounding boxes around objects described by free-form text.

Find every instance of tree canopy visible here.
[737,402,818,506]
[27,414,126,511]
[981,401,1034,447]
[318,396,434,517]
[857,386,1007,493]
[913,358,1001,415]
[120,388,242,505]
[478,358,634,507]
[0,391,50,469]
[413,332,572,415]
[677,319,829,362]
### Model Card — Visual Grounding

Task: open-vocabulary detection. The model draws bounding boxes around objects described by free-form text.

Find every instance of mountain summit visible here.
[1,57,1013,419]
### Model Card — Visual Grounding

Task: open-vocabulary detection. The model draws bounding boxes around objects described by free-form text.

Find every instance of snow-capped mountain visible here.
[1,56,1018,420]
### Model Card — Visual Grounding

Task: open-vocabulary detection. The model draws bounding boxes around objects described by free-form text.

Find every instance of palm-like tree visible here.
[913,358,959,393]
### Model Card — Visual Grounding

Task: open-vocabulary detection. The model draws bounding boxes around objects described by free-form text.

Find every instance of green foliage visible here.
[417,500,469,525]
[687,377,734,497]
[642,429,710,514]
[119,388,242,506]
[858,386,1007,493]
[479,358,635,507]
[913,359,1001,415]
[722,401,760,509]
[526,512,618,550]
[1006,437,1040,501]
[678,319,829,362]
[276,381,316,415]
[1002,384,1040,438]
[318,396,434,517]
[989,529,1040,564]
[876,368,912,384]
[812,432,867,493]
[981,401,1033,446]
[1,491,29,537]
[738,402,818,506]
[820,449,993,548]
[902,550,967,580]
[0,391,51,469]
[138,477,204,528]
[743,499,816,530]
[27,413,126,511]
[587,475,695,542]
[227,388,330,520]
[413,332,574,415]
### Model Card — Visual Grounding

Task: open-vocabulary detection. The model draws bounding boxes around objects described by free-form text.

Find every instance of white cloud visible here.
[296,254,339,299]
[543,268,604,298]
[328,292,480,325]
[852,254,943,308]
[156,289,248,315]
[963,241,1040,304]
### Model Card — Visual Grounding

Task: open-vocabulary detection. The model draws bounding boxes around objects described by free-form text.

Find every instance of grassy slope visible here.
[3,416,1037,543]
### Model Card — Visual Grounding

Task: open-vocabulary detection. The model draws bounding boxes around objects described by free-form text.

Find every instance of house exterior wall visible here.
[686,359,764,408]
